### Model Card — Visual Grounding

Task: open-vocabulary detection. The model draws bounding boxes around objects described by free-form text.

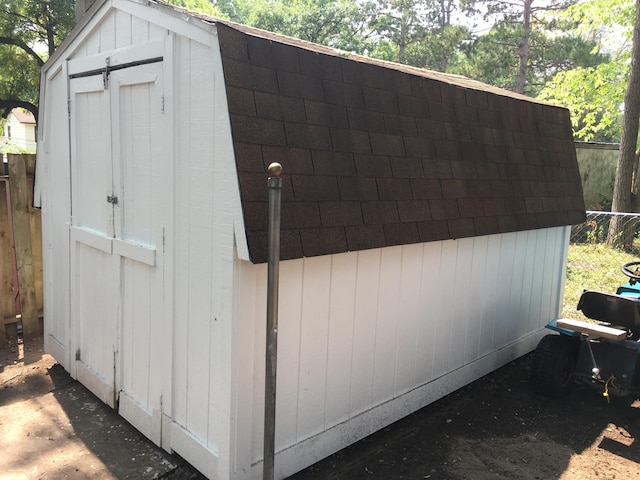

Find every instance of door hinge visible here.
[107,195,118,205]
[161,94,165,113]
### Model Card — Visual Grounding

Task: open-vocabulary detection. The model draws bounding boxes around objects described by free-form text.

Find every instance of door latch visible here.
[107,195,118,205]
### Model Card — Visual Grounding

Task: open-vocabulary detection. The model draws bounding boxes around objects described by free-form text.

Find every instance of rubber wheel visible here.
[531,334,579,398]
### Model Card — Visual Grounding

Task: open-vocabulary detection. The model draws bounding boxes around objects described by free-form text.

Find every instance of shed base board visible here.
[119,391,162,446]
[44,334,67,370]
[169,420,219,480]
[75,361,116,408]
[267,330,545,480]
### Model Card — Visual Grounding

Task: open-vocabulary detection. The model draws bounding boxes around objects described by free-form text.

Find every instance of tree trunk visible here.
[515,0,532,94]
[607,0,640,250]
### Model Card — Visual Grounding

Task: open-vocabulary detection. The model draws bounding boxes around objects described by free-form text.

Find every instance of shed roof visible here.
[208,18,585,263]
[70,1,588,264]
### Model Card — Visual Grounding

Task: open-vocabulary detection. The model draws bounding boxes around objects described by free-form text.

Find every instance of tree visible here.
[370,0,473,72]
[212,0,378,53]
[465,0,579,95]
[608,0,640,248]
[0,0,75,119]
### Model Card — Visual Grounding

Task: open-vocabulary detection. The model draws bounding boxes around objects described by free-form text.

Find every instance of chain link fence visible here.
[563,211,640,319]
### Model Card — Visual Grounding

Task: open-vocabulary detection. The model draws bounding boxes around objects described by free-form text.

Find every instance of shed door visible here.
[69,61,166,444]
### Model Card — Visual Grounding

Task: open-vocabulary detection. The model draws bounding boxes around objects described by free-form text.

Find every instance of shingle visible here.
[390,157,424,178]
[411,77,442,101]
[377,178,412,200]
[299,51,343,81]
[217,24,248,61]
[281,202,322,229]
[384,113,417,137]
[363,86,399,114]
[404,137,436,159]
[384,222,420,246]
[422,159,453,179]
[291,175,340,201]
[301,227,348,257]
[234,142,265,172]
[285,122,332,150]
[417,220,449,242]
[331,128,372,154]
[397,199,431,222]
[338,176,379,201]
[429,198,460,220]
[362,200,400,224]
[354,154,392,177]
[410,178,442,199]
[324,80,364,108]
[370,133,406,157]
[226,86,256,116]
[440,178,468,198]
[254,92,306,122]
[278,71,324,101]
[305,100,349,128]
[312,151,356,176]
[319,201,363,226]
[457,197,484,218]
[346,225,386,250]
[447,218,476,239]
[347,108,385,133]
[398,94,429,117]
[230,114,286,146]
[474,216,499,236]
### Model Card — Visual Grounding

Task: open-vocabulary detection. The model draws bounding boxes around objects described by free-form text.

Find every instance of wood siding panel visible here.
[349,249,381,414]
[393,243,422,396]
[239,227,569,472]
[297,257,332,439]
[325,253,358,426]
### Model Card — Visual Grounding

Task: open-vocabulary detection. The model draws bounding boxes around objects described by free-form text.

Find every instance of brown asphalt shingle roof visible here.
[157,2,586,264]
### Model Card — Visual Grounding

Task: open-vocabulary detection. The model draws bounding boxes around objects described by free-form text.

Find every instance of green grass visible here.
[562,243,640,320]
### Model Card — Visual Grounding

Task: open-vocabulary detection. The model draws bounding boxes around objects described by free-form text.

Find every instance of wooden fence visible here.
[1,154,43,343]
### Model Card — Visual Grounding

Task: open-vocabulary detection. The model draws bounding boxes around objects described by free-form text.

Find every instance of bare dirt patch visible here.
[0,337,181,480]
[290,354,640,480]
[2,337,639,480]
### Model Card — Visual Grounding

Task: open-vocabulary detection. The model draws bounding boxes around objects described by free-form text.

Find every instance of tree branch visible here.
[0,37,45,66]
[0,100,38,122]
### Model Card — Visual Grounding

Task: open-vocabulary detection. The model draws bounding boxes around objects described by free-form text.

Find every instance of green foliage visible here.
[0,0,75,117]
[537,0,635,142]
[163,0,219,15]
[538,62,626,141]
[215,0,378,52]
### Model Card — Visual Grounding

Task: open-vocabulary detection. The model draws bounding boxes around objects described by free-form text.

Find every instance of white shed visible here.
[35,1,586,478]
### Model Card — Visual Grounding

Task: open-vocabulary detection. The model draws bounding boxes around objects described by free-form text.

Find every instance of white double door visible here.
[68,60,168,444]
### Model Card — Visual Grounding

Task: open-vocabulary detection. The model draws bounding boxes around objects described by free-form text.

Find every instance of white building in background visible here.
[4,108,37,151]
[2,108,37,169]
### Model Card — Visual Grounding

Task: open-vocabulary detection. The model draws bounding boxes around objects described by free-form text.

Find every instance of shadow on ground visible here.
[3,338,639,479]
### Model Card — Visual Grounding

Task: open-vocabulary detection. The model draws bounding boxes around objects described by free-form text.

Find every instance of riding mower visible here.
[531,261,640,400]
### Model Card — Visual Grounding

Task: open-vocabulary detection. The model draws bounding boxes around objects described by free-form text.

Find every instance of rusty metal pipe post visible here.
[264,162,282,480]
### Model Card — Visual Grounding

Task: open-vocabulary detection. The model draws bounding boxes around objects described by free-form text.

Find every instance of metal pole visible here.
[264,162,282,480]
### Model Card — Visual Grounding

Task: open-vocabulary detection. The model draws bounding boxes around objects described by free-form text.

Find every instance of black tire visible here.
[531,334,579,398]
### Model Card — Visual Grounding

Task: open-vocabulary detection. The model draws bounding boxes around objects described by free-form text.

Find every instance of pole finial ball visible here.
[268,162,283,177]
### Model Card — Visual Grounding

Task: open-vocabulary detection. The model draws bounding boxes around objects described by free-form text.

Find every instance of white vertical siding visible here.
[39,65,71,367]
[234,227,569,479]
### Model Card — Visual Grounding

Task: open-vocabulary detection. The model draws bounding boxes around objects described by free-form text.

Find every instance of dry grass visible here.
[562,243,640,320]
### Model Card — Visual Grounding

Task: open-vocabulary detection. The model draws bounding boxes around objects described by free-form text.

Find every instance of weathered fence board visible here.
[0,179,17,340]
[1,154,43,342]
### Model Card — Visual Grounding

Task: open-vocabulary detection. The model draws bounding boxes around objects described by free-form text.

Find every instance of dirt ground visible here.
[2,336,639,480]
